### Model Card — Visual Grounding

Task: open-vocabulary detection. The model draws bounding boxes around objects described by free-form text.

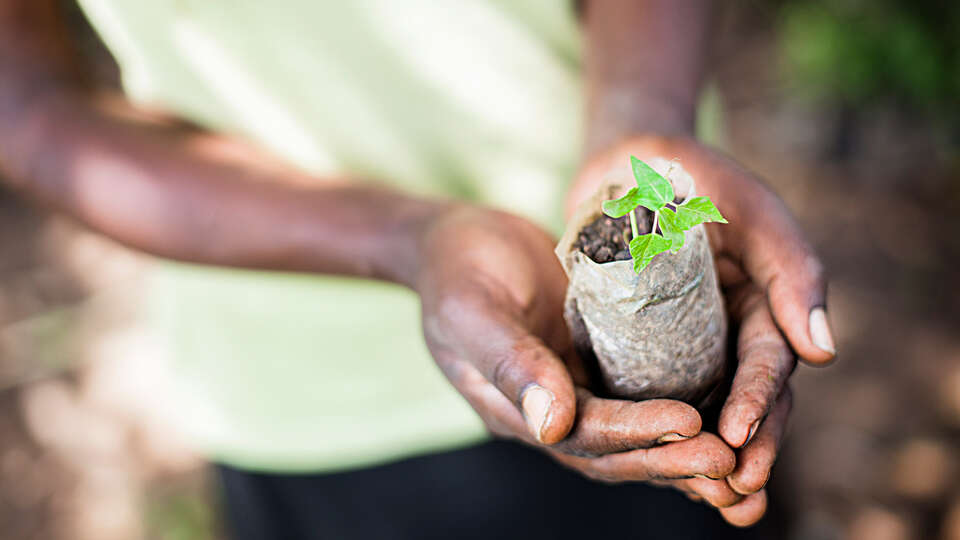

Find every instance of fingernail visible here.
[808,307,836,355]
[744,419,761,447]
[521,385,554,443]
[658,432,691,443]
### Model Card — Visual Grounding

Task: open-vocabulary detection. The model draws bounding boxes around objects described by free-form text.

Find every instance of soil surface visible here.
[573,209,652,263]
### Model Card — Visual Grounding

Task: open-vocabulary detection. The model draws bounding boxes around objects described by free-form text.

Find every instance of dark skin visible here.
[0,0,834,527]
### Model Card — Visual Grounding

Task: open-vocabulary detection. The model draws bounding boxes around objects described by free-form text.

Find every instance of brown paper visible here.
[555,158,727,406]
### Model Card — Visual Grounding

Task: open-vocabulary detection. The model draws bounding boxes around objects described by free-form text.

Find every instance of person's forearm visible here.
[0,0,443,286]
[0,90,445,287]
[0,0,448,287]
[582,0,714,157]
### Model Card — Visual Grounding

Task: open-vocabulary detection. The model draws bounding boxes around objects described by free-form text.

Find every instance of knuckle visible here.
[634,448,662,480]
[512,334,549,367]
[738,338,789,364]
[604,400,637,443]
[490,355,516,393]
[491,335,546,393]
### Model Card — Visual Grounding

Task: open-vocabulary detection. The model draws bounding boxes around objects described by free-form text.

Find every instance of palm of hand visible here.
[415,206,742,505]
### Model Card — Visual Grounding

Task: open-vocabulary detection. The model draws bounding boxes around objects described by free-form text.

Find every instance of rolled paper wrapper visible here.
[555,158,727,407]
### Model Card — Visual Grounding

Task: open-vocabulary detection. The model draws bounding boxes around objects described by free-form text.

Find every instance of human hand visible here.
[570,135,834,526]
[416,204,738,487]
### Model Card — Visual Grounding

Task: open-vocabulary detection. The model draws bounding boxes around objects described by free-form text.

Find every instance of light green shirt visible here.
[78,0,583,472]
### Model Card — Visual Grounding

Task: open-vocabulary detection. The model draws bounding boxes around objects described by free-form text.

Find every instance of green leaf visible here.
[631,156,675,212]
[676,196,728,227]
[601,187,641,218]
[657,208,687,253]
[629,233,672,273]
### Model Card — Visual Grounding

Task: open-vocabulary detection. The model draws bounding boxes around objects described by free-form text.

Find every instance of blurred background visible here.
[1,1,958,539]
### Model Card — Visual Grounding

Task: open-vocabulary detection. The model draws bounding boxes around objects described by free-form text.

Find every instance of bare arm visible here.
[582,0,713,156]
[0,0,438,287]
[0,0,752,488]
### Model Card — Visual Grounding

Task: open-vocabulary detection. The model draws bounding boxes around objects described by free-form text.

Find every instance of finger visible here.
[551,389,702,456]
[650,479,704,503]
[679,477,744,508]
[437,360,703,458]
[561,433,736,482]
[428,293,577,444]
[431,351,529,440]
[735,196,835,364]
[654,141,834,364]
[719,489,768,527]
[727,386,792,495]
[718,289,796,448]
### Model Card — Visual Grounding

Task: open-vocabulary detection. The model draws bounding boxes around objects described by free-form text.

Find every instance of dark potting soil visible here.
[573,208,654,264]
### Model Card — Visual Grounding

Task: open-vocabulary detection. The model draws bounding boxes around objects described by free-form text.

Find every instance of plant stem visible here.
[629,209,639,239]
[651,211,660,236]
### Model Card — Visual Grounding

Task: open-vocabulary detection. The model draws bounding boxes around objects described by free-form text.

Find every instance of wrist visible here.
[584,90,697,159]
[377,196,465,289]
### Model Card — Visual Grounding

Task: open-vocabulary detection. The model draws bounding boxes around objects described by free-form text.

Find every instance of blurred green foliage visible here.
[777,0,959,112]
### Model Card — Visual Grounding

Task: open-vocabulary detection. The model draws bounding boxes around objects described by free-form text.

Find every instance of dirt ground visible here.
[1,5,958,540]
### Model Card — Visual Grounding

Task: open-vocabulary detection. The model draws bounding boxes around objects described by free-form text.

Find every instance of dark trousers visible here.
[218,440,780,540]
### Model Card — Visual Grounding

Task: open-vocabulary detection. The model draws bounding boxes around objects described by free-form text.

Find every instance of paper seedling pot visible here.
[555,158,727,406]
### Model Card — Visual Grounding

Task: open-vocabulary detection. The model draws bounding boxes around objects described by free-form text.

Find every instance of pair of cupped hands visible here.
[415,136,835,527]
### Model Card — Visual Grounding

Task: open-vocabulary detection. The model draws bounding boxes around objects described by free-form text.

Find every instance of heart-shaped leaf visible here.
[630,156,675,212]
[676,196,727,227]
[629,232,672,273]
[601,187,642,218]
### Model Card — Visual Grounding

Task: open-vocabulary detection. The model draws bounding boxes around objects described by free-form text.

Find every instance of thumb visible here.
[486,328,577,445]
[514,342,578,445]
[436,295,577,444]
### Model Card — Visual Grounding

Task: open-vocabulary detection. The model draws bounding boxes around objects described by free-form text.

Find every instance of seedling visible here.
[602,156,727,273]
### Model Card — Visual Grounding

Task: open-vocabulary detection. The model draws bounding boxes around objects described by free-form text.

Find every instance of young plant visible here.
[602,156,727,273]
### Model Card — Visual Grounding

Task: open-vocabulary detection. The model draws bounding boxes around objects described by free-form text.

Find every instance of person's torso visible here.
[78,0,584,472]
